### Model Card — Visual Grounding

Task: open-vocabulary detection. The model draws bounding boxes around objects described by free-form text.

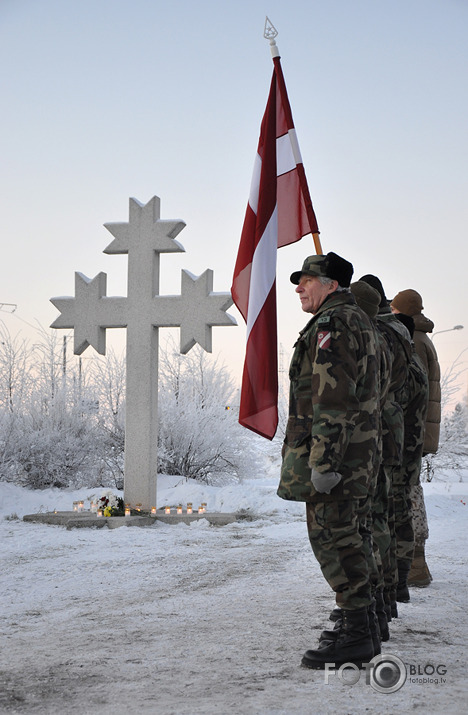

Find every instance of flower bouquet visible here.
[89,490,125,517]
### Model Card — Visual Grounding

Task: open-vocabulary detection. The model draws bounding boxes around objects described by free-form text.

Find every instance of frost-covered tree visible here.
[88,349,126,488]
[0,322,31,412]
[422,350,468,481]
[0,327,113,488]
[158,335,263,483]
[0,326,267,488]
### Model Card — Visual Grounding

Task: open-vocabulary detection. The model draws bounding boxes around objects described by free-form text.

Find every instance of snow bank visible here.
[1,467,467,714]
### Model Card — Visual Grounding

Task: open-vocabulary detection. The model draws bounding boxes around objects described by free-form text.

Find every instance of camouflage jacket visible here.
[278,291,380,503]
[374,326,392,474]
[376,308,412,466]
[392,349,429,487]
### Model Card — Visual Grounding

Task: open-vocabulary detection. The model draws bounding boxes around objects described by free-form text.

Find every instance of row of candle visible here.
[71,501,208,516]
[164,503,207,515]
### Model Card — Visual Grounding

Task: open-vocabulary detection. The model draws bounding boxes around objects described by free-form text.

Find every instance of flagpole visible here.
[264,17,323,255]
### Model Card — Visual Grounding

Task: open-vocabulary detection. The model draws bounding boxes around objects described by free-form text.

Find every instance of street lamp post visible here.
[431,325,464,340]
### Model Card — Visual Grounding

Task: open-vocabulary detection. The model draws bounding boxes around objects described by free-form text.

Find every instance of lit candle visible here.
[186,503,193,515]
[97,509,103,518]
[73,501,78,512]
[150,506,157,515]
[78,500,84,512]
[165,506,171,515]
[135,503,142,512]
[177,505,183,514]
[125,507,131,517]
[201,502,207,513]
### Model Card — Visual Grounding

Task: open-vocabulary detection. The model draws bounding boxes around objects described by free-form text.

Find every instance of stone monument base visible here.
[23,511,238,530]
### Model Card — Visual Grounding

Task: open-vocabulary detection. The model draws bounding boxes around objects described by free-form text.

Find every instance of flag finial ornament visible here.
[263,16,278,41]
[264,16,280,57]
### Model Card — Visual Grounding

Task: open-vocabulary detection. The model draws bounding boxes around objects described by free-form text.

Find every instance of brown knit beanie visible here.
[391,289,423,317]
[350,280,381,319]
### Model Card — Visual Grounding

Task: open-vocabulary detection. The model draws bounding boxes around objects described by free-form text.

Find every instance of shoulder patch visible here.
[317,315,331,326]
[317,330,332,350]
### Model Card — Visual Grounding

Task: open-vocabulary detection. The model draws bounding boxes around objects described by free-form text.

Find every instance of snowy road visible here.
[1,477,467,714]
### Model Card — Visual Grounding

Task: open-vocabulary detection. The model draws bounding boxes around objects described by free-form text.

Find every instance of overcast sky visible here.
[1,0,467,407]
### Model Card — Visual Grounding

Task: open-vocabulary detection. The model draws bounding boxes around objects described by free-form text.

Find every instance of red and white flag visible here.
[231,54,320,440]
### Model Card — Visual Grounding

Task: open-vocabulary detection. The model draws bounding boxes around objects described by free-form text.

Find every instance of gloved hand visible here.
[310,468,342,494]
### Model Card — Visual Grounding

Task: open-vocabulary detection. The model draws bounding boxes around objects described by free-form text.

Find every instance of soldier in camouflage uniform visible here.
[278,253,380,669]
[359,274,412,621]
[350,280,392,642]
[391,313,429,603]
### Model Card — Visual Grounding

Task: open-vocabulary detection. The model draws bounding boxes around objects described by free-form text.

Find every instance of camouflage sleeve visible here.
[308,313,365,473]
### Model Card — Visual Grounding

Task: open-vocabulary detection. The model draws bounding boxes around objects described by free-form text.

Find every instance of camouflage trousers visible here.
[393,483,414,568]
[410,481,429,544]
[355,493,381,593]
[306,500,372,610]
[370,465,392,593]
[383,465,398,602]
[392,458,423,570]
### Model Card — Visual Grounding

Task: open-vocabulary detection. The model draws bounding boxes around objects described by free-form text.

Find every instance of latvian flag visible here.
[231,53,320,440]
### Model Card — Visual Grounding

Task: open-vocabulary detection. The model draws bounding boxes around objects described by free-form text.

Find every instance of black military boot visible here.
[383,591,392,622]
[388,587,398,618]
[375,589,390,642]
[320,605,380,658]
[368,599,381,656]
[396,561,411,603]
[329,607,342,622]
[302,607,374,669]
[318,612,342,645]
[318,607,343,643]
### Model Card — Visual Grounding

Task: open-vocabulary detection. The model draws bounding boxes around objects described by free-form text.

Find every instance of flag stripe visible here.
[288,128,303,165]
[248,153,261,214]
[239,285,278,438]
[276,133,296,176]
[246,206,277,336]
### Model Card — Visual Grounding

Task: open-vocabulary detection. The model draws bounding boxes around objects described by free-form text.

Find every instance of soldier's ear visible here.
[328,279,339,293]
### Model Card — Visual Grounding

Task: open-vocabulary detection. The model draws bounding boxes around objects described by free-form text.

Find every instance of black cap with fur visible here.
[290,251,354,287]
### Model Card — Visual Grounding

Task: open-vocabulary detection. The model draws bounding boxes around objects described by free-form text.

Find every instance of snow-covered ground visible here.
[1,456,467,714]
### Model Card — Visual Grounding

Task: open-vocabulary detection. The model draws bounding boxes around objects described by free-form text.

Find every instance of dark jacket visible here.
[412,313,441,454]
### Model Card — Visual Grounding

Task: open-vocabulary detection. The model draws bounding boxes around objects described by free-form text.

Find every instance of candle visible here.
[164,506,171,515]
[135,503,142,512]
[177,505,183,514]
[78,500,84,512]
[90,501,96,513]
[125,507,131,517]
[73,501,78,512]
[150,507,157,515]
[186,503,193,515]
[97,509,103,518]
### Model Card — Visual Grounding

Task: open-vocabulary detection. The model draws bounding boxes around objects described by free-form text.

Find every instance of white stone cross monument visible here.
[51,195,236,510]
